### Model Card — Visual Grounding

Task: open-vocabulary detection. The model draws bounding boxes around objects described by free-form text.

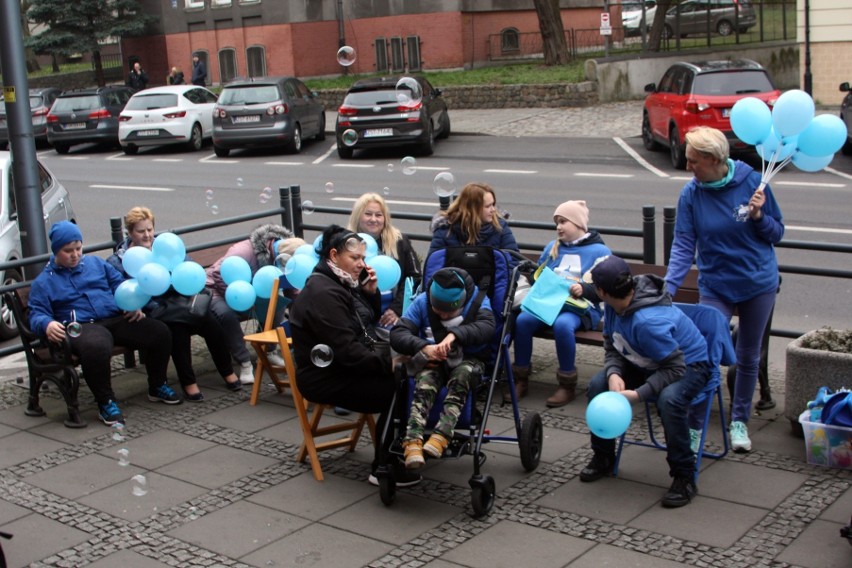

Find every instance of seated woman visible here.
[28,221,177,425]
[288,225,420,487]
[107,207,242,401]
[428,182,519,257]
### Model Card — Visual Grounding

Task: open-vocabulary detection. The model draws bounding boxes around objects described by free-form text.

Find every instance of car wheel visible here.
[437,112,451,139]
[419,122,435,156]
[337,144,353,159]
[286,125,302,154]
[214,145,230,158]
[316,113,326,141]
[669,126,687,170]
[0,268,23,339]
[642,113,661,151]
[188,123,203,151]
[122,144,138,155]
[0,142,7,151]
[717,20,733,36]
[54,143,70,155]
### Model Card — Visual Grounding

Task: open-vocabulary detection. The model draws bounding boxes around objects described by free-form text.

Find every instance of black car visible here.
[46,86,134,154]
[335,75,450,159]
[212,76,325,157]
[0,87,62,149]
[840,82,852,155]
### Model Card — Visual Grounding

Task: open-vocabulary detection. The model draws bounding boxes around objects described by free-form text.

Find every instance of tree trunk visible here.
[20,0,41,73]
[51,53,60,73]
[533,0,570,65]
[647,0,674,52]
[92,50,105,87]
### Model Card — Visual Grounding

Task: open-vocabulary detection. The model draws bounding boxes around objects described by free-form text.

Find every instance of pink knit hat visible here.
[553,200,589,231]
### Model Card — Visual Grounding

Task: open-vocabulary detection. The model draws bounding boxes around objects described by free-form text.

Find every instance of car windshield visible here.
[344,89,400,106]
[218,85,280,105]
[52,95,102,112]
[125,93,179,111]
[693,71,775,96]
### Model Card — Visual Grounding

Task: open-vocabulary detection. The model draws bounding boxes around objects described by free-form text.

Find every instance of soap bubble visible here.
[205,189,214,201]
[236,177,244,187]
[259,186,273,204]
[66,321,82,338]
[395,77,423,107]
[341,129,358,147]
[499,208,511,220]
[432,172,456,197]
[325,182,334,194]
[387,163,394,173]
[382,186,390,196]
[211,204,219,215]
[302,200,314,215]
[188,506,199,521]
[401,156,417,175]
[111,423,125,442]
[336,46,356,67]
[131,474,148,497]
[117,448,130,467]
[310,344,334,367]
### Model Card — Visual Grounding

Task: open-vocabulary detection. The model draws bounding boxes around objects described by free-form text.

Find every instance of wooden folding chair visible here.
[270,326,378,481]
[242,278,292,405]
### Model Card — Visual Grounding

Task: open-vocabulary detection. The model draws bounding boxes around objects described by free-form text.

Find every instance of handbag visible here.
[520,266,589,325]
[149,289,211,326]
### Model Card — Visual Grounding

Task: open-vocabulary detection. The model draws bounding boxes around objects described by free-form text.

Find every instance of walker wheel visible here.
[470,475,495,517]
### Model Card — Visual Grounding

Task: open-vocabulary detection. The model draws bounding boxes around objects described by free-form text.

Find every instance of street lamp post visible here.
[803,0,812,95]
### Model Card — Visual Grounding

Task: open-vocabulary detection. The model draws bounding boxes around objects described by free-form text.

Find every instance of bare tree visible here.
[533,0,571,65]
[646,0,674,52]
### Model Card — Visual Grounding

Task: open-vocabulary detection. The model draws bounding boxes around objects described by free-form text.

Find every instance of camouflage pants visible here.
[404,359,482,442]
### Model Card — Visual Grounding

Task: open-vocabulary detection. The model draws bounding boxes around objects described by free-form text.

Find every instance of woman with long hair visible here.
[428,182,518,256]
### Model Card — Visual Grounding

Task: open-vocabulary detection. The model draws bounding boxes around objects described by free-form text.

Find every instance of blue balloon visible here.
[755,129,796,162]
[294,243,319,258]
[283,254,317,290]
[586,391,633,439]
[225,280,256,312]
[171,261,207,296]
[312,234,324,255]
[220,256,252,285]
[772,89,815,137]
[797,114,848,157]
[730,97,772,145]
[151,232,186,271]
[253,265,284,299]
[122,246,152,278]
[114,279,151,311]
[358,233,380,258]
[368,254,402,292]
[136,262,171,296]
[791,151,834,173]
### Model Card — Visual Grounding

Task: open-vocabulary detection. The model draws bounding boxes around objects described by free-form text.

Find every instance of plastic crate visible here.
[799,410,852,470]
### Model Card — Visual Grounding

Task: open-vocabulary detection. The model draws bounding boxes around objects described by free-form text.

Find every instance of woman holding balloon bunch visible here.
[664,126,784,453]
[108,207,242,401]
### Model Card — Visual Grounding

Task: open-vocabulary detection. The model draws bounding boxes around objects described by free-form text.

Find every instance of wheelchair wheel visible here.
[519,412,543,472]
[469,474,495,518]
[379,477,396,506]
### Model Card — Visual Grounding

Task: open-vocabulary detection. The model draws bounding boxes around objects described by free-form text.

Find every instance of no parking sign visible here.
[600,12,612,36]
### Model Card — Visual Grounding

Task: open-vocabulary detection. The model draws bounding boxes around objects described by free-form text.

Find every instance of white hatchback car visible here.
[0,150,77,338]
[118,85,218,155]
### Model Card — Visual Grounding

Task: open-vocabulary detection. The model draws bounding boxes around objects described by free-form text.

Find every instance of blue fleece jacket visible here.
[28,256,126,336]
[665,160,784,303]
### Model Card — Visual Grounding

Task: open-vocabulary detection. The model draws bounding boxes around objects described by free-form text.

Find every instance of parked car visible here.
[0,150,77,338]
[622,0,657,37]
[46,86,134,154]
[335,75,450,159]
[840,81,852,155]
[642,59,780,169]
[119,85,218,155]
[212,76,325,157]
[0,88,62,150]
[664,0,757,38]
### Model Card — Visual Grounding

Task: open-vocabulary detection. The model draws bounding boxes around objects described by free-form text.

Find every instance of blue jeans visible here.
[513,310,582,372]
[587,361,710,479]
[701,290,776,423]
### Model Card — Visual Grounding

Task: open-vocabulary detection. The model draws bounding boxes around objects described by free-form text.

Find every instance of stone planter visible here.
[786,330,852,437]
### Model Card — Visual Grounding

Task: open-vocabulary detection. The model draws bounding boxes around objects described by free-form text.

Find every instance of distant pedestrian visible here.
[168,66,185,85]
[191,53,207,86]
[126,62,149,92]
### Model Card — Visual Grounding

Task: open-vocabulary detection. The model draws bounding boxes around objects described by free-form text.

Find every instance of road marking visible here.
[106,153,131,161]
[333,163,374,168]
[575,172,634,178]
[774,180,845,188]
[408,166,451,171]
[787,225,852,235]
[200,153,237,163]
[153,158,183,162]
[90,184,174,192]
[613,137,669,178]
[313,142,337,164]
[483,168,537,174]
[826,166,852,181]
[332,197,437,207]
[60,156,88,160]
[265,161,304,166]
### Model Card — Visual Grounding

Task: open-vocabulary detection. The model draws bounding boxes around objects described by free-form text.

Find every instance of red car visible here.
[642,59,780,169]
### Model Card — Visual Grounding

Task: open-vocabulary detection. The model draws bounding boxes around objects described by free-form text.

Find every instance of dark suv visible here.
[0,87,62,149]
[46,86,134,154]
[335,76,450,159]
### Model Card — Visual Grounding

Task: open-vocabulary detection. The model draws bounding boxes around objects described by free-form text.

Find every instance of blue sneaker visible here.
[98,400,124,426]
[148,383,183,405]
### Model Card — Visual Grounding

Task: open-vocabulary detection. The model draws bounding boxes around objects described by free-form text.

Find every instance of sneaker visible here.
[368,463,423,488]
[239,361,255,384]
[579,452,614,482]
[661,475,697,508]
[689,428,703,455]
[266,351,285,368]
[404,439,425,469]
[98,400,124,426]
[148,383,183,405]
[730,420,752,453]
[423,432,449,458]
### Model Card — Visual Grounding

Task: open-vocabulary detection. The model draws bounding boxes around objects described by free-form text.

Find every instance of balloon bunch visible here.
[730,90,848,189]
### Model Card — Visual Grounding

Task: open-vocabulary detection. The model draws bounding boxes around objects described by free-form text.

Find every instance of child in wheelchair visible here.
[390,267,495,469]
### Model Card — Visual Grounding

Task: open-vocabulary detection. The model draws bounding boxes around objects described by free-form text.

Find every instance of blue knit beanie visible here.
[49,221,83,253]
[429,268,467,312]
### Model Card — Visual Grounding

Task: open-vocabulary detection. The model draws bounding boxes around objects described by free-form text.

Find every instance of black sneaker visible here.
[661,475,697,508]
[579,452,614,482]
[98,400,124,425]
[368,461,423,488]
[148,383,183,405]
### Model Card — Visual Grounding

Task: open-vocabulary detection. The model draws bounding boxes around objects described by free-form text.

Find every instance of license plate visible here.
[65,122,86,130]
[722,108,731,118]
[137,130,159,136]
[234,115,261,123]
[364,128,393,138]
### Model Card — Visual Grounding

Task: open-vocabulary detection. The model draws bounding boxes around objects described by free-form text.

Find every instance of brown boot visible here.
[504,365,530,403]
[546,370,578,408]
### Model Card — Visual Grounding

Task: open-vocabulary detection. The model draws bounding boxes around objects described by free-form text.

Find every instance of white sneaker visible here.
[239,361,255,384]
[730,420,752,453]
[266,351,285,368]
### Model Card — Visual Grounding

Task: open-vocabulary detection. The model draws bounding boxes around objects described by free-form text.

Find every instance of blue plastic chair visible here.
[613,303,736,481]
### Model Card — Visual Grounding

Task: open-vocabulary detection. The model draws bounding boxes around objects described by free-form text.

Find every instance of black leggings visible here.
[167,312,234,388]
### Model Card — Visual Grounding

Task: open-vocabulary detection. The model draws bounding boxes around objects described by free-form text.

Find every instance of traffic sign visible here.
[600,12,612,36]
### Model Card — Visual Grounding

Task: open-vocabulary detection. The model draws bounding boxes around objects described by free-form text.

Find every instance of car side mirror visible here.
[840,82,851,93]
[644,83,656,93]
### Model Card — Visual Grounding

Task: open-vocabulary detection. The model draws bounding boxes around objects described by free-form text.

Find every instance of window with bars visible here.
[390,37,404,73]
[374,38,388,72]
[246,46,266,77]
[406,36,421,71]
[501,28,520,53]
[218,48,237,84]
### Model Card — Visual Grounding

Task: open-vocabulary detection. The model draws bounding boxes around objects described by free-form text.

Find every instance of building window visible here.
[212,0,231,6]
[501,28,520,53]
[246,46,266,78]
[390,37,404,73]
[218,48,237,84]
[185,0,204,8]
[406,36,421,71]
[374,38,388,72]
